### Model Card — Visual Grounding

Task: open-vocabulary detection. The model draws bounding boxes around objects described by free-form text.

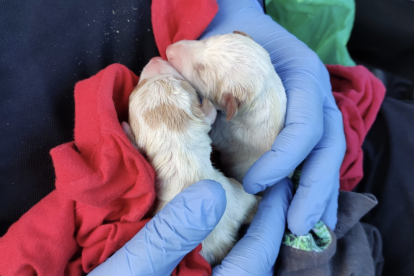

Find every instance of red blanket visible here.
[0,0,385,275]
[329,65,386,191]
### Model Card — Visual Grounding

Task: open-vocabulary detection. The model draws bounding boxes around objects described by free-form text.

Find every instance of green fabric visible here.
[282,168,332,252]
[283,221,331,252]
[265,0,356,66]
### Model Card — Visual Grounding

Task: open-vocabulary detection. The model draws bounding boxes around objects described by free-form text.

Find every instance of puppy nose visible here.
[166,43,186,61]
[149,56,163,63]
[166,44,174,60]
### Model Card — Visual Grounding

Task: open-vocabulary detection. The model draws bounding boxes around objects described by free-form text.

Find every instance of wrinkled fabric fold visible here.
[329,65,386,191]
[277,191,383,276]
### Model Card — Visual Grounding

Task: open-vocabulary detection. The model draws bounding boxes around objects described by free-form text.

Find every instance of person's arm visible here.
[89,178,292,275]
[200,0,346,235]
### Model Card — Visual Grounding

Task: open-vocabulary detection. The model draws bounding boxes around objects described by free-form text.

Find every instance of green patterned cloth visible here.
[282,169,332,252]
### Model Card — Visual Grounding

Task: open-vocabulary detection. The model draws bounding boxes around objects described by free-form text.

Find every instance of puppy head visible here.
[166,31,274,121]
[129,57,217,158]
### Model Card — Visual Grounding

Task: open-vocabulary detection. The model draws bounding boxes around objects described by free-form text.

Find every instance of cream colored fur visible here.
[128,58,258,266]
[167,33,287,183]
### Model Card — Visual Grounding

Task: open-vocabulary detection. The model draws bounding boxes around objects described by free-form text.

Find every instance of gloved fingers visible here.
[88,180,226,276]
[200,0,274,40]
[287,107,345,235]
[243,86,323,194]
[213,178,293,276]
[320,174,340,230]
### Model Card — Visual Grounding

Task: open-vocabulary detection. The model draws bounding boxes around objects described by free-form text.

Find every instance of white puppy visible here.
[166,31,287,183]
[128,57,258,266]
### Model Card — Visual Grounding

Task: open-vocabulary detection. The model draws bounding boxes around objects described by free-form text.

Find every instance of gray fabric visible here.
[276,191,383,276]
[361,223,384,276]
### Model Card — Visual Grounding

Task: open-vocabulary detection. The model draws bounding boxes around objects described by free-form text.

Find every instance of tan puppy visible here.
[128,57,258,266]
[166,32,287,183]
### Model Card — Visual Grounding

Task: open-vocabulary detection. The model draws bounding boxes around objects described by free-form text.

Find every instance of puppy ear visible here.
[201,98,217,126]
[224,93,239,121]
[233,30,253,40]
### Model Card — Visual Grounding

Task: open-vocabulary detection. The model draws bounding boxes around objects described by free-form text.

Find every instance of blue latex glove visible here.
[213,178,292,275]
[200,0,346,235]
[89,178,292,275]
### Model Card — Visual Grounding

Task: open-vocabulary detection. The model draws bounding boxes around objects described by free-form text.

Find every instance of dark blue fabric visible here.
[0,0,159,236]
[355,97,414,276]
[348,0,414,82]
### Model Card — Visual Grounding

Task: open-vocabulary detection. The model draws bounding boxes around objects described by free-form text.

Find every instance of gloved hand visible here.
[200,0,346,235]
[213,178,292,275]
[88,178,292,276]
